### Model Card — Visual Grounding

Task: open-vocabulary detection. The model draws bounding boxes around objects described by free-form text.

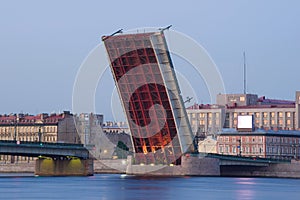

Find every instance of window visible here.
[245,146,249,153]
[233,146,236,153]
[199,113,205,118]
[233,113,238,118]
[225,146,229,153]
[271,112,275,118]
[200,120,205,125]
[263,112,268,118]
[259,147,263,153]
[279,112,283,117]
[240,96,245,102]
[287,112,291,118]
[287,119,291,125]
[271,120,275,125]
[255,113,260,118]
[225,137,229,142]
[219,146,223,153]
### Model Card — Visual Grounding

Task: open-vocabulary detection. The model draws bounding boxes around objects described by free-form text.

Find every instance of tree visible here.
[115,141,129,159]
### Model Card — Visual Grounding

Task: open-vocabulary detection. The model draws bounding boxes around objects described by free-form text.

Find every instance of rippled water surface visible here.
[0,174,300,200]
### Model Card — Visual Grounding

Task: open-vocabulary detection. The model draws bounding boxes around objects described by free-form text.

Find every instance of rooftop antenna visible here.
[243,51,246,94]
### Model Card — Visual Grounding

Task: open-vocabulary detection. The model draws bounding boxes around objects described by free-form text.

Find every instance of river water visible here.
[0,173,300,200]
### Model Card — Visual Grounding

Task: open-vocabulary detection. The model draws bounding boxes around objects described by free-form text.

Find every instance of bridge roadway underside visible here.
[0,141,93,176]
[0,141,89,158]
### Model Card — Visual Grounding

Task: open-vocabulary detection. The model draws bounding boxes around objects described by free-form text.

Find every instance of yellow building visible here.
[198,136,217,153]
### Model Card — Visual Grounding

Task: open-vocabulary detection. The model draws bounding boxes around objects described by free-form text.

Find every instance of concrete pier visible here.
[126,155,220,176]
[35,158,93,176]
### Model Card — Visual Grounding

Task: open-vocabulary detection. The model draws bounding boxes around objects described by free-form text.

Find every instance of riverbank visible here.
[2,159,300,178]
[0,162,35,173]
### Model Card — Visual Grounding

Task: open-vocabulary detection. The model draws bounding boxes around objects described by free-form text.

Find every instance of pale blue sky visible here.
[0,0,299,120]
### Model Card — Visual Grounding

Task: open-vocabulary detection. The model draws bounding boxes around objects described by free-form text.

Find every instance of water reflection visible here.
[235,189,255,200]
[234,178,256,200]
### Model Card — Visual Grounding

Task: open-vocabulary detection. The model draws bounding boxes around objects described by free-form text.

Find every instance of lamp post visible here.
[292,144,299,159]
[38,126,42,144]
[238,138,242,156]
[10,116,19,163]
[35,121,43,144]
[11,117,19,141]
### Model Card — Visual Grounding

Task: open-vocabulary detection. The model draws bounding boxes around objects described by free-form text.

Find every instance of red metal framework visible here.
[103,32,182,165]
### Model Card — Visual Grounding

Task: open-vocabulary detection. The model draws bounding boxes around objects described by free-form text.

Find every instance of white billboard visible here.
[237,115,253,131]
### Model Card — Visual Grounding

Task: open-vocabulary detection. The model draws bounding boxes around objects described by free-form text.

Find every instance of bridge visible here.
[0,140,93,176]
[199,153,297,178]
[0,140,89,159]
[205,153,291,166]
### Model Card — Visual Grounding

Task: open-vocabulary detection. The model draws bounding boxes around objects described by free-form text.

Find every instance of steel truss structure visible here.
[103,31,194,165]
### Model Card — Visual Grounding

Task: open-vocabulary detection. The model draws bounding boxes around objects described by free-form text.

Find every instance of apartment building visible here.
[217,129,300,160]
[187,91,300,137]
[0,111,74,163]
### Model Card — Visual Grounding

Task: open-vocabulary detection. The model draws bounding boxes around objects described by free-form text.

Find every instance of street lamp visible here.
[237,138,242,156]
[11,116,19,141]
[292,144,299,159]
[38,126,42,144]
[35,121,43,144]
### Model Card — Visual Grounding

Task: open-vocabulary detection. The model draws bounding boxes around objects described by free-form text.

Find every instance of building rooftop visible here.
[0,112,70,125]
[187,93,296,110]
[257,96,295,105]
[218,128,300,137]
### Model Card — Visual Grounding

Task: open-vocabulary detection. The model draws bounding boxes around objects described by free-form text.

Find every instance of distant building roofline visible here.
[218,128,300,137]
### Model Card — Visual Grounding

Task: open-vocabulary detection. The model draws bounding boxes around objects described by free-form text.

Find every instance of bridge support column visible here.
[35,158,93,176]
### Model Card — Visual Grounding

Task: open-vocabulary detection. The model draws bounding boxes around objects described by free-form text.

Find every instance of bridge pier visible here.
[35,157,93,176]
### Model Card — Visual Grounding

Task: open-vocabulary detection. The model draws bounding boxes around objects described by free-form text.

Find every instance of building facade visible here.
[102,121,130,134]
[187,91,300,137]
[217,129,300,160]
[0,111,74,163]
[198,136,217,153]
[77,113,103,145]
